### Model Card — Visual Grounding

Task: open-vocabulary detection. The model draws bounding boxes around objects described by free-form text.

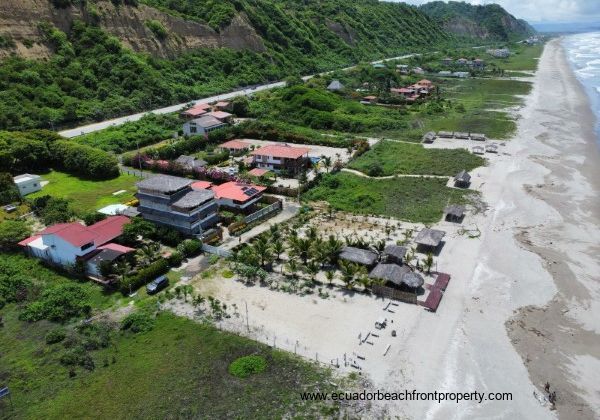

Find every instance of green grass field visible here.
[0,254,341,419]
[349,141,485,176]
[489,44,544,71]
[304,172,471,223]
[29,170,139,213]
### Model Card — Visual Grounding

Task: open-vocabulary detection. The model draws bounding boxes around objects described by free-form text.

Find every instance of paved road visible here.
[58,54,418,138]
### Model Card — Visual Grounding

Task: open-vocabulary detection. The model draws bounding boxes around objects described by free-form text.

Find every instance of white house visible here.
[18,216,131,268]
[13,174,42,196]
[182,116,226,136]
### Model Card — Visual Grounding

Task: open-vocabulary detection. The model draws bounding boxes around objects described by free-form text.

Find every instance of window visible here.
[81,242,94,251]
[190,126,197,133]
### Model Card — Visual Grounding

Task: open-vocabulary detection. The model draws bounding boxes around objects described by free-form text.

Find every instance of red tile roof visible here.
[191,181,213,190]
[97,243,136,253]
[248,168,270,177]
[219,139,250,150]
[214,101,230,108]
[26,216,130,248]
[250,144,310,160]
[208,111,232,120]
[416,79,433,86]
[212,181,266,202]
[88,216,131,246]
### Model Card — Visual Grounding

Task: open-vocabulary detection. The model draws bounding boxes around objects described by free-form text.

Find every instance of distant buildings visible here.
[136,175,219,236]
[13,174,41,196]
[487,48,510,58]
[250,143,310,175]
[175,155,207,171]
[218,139,251,156]
[327,80,345,91]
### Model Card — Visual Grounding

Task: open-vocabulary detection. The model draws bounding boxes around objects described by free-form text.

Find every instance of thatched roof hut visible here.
[369,263,410,287]
[444,204,465,222]
[415,228,445,248]
[470,133,487,141]
[437,131,454,138]
[454,132,469,139]
[485,143,498,153]
[339,246,378,266]
[401,271,425,289]
[422,132,436,143]
[384,245,407,264]
[454,170,471,187]
[472,145,485,155]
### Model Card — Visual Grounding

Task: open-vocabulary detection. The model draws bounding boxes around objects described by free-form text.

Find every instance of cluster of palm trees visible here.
[229,224,345,286]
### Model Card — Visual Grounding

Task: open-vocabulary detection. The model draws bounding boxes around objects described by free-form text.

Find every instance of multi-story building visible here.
[136,175,218,236]
[250,143,310,176]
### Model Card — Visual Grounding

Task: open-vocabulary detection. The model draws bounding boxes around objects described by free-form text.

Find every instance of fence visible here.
[244,200,282,224]
[202,244,232,258]
[372,284,417,305]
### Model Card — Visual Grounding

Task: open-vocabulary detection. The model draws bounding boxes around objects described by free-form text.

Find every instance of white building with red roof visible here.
[210,181,266,210]
[181,103,211,118]
[218,139,251,156]
[250,143,310,175]
[18,215,131,268]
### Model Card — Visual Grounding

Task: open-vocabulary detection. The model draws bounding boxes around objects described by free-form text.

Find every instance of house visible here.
[181,103,211,118]
[207,111,233,123]
[414,228,446,252]
[485,143,499,153]
[211,181,266,210]
[454,170,471,187]
[213,101,231,111]
[454,132,470,140]
[372,63,386,69]
[441,57,453,66]
[384,245,407,265]
[369,263,410,287]
[472,59,485,69]
[182,116,226,136]
[250,144,310,175]
[361,95,378,104]
[218,139,251,156]
[412,67,425,75]
[339,246,378,267]
[13,174,42,197]
[175,155,207,171]
[136,175,219,236]
[396,64,409,74]
[390,87,415,97]
[471,133,487,141]
[18,215,131,268]
[487,48,510,58]
[416,79,434,89]
[456,58,469,65]
[13,174,42,196]
[452,71,470,78]
[438,71,452,77]
[327,80,344,91]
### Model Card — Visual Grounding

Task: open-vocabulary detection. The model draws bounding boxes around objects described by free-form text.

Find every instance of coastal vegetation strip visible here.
[303,172,472,223]
[348,140,485,177]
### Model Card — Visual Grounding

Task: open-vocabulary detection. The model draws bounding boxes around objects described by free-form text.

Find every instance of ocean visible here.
[563,32,600,145]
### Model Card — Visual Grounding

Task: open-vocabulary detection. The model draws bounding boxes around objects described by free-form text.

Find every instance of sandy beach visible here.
[175,38,600,419]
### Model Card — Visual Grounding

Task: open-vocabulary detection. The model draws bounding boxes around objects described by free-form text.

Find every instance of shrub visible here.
[120,258,169,294]
[19,283,91,323]
[145,20,168,40]
[46,327,67,344]
[49,140,119,179]
[228,355,267,378]
[0,220,32,250]
[177,239,202,257]
[121,311,155,333]
[167,251,183,266]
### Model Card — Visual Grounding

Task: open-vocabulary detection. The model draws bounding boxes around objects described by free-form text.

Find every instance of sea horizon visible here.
[563,31,600,147]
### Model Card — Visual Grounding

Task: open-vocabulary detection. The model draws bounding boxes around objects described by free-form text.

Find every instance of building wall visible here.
[15,178,41,196]
[32,234,96,266]
[217,194,261,210]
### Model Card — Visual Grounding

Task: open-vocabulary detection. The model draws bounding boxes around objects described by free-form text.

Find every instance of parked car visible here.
[146,275,168,294]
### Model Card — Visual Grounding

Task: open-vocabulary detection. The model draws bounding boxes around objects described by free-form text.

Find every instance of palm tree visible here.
[338,260,358,289]
[272,239,285,261]
[305,260,320,283]
[290,237,312,264]
[325,270,336,287]
[182,285,194,302]
[323,156,332,173]
[423,252,434,274]
[371,239,386,261]
[325,235,343,265]
[285,258,299,280]
[253,237,273,269]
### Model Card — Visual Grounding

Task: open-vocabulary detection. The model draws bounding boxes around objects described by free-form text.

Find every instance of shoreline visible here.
[505,38,600,420]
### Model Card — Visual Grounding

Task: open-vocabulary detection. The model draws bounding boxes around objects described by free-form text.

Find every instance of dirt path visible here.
[341,168,451,180]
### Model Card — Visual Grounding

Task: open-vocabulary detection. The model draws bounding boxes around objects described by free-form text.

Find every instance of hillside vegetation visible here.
[0,0,453,130]
[419,1,535,41]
